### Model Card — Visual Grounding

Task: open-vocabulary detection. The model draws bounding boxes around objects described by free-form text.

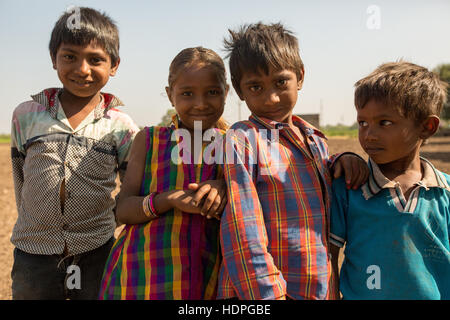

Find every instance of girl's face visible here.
[166,64,228,131]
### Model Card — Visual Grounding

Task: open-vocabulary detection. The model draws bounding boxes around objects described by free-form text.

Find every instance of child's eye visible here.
[63,54,74,61]
[358,121,368,127]
[91,57,103,64]
[208,89,221,96]
[181,91,192,97]
[380,120,393,126]
[277,79,288,87]
[249,85,261,92]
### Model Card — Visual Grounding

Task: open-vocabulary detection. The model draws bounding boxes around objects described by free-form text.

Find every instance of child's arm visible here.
[116,130,226,224]
[115,130,196,224]
[220,129,286,300]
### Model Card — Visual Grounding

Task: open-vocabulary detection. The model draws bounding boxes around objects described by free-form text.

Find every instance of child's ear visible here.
[420,115,440,139]
[109,57,120,77]
[165,86,174,106]
[297,67,305,90]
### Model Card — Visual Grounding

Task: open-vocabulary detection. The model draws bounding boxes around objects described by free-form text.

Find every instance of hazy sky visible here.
[1,0,449,134]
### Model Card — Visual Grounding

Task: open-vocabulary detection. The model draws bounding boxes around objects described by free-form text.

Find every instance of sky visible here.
[0,0,449,134]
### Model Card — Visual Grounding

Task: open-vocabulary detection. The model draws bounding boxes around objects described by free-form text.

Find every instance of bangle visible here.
[142,195,151,217]
[142,192,159,218]
[148,192,159,216]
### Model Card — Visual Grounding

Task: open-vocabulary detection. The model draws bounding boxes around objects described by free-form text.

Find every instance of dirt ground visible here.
[0,136,449,300]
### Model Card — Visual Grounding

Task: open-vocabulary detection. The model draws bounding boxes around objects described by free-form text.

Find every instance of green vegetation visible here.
[158,109,177,126]
[322,123,358,137]
[0,135,10,144]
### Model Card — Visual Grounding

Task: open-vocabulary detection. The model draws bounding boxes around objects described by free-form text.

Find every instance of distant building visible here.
[295,113,320,129]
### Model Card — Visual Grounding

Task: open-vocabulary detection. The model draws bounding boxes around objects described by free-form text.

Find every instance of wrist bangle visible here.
[143,192,159,218]
[142,194,152,217]
[148,192,159,217]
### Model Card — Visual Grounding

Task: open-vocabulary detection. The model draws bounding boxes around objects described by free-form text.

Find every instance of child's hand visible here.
[188,180,227,220]
[167,189,204,214]
[333,154,369,190]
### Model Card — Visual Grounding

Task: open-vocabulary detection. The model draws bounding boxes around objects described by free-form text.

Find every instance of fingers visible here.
[333,161,342,179]
[200,187,218,217]
[344,159,358,189]
[187,183,199,191]
[352,159,370,189]
[190,183,211,207]
[337,155,370,190]
[205,188,227,220]
[213,191,228,220]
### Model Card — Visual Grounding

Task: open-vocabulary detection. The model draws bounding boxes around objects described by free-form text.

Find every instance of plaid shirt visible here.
[218,114,336,300]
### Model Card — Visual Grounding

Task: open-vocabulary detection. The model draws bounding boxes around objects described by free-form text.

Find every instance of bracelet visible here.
[142,195,151,217]
[148,192,158,216]
[142,192,159,218]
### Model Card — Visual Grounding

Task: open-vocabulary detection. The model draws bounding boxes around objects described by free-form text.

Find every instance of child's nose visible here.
[193,96,209,109]
[364,126,378,141]
[75,59,91,76]
[266,90,281,105]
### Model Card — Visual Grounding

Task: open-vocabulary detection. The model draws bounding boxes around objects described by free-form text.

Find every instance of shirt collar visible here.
[249,114,327,139]
[362,157,450,200]
[30,88,124,121]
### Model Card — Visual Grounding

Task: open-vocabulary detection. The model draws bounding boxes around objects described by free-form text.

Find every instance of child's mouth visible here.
[71,79,93,86]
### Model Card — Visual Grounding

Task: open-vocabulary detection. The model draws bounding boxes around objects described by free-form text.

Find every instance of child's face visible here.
[357,99,423,165]
[237,66,303,123]
[52,41,119,98]
[166,64,228,131]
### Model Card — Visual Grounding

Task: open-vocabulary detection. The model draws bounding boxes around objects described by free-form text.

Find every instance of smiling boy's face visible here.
[238,66,304,124]
[357,99,424,165]
[52,41,119,98]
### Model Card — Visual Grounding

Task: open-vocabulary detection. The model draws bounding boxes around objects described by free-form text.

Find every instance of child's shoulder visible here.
[435,168,450,192]
[229,120,259,131]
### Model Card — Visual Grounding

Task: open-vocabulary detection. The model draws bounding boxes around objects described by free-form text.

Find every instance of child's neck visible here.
[59,89,102,129]
[377,151,423,201]
[378,152,422,180]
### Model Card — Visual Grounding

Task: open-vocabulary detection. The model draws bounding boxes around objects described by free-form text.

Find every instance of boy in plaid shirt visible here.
[217,23,368,300]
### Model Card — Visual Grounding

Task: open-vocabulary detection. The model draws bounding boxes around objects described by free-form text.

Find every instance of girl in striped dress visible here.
[99,47,229,299]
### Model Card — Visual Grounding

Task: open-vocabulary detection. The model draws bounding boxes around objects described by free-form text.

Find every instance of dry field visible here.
[0,136,449,300]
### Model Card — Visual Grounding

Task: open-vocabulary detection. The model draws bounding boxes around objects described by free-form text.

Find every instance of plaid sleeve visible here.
[330,177,348,248]
[220,128,287,300]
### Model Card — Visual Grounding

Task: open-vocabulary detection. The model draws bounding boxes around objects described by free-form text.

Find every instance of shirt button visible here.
[62,224,69,231]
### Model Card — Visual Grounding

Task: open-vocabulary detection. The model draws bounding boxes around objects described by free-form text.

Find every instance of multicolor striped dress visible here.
[99,119,224,300]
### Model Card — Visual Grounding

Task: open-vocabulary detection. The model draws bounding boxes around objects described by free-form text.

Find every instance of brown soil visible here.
[0,137,449,299]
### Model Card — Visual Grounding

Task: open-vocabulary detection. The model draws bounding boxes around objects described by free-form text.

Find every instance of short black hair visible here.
[49,7,120,66]
[224,22,304,95]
